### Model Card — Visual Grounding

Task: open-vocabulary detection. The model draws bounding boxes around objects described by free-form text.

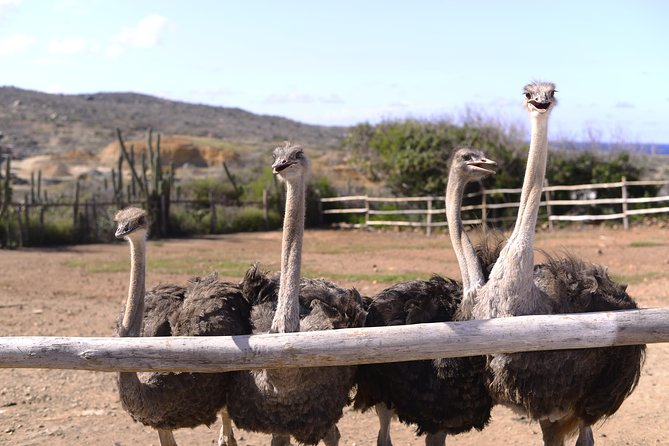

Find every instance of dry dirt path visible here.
[1,226,667,445]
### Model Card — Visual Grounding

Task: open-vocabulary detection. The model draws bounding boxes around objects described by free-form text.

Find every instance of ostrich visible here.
[226,142,366,446]
[114,207,251,446]
[453,82,645,446]
[354,147,497,446]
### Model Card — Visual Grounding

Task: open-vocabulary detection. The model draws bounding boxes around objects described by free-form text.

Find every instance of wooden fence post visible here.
[621,176,629,230]
[544,178,553,231]
[160,194,167,236]
[481,188,487,228]
[209,191,217,234]
[91,198,98,242]
[426,197,432,236]
[23,196,29,246]
[15,204,23,248]
[364,195,370,228]
[315,190,323,227]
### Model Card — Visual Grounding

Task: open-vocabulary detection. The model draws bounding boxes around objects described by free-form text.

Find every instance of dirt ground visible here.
[1,225,667,446]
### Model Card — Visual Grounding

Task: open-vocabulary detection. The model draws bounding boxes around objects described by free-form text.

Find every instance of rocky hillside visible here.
[0,86,347,157]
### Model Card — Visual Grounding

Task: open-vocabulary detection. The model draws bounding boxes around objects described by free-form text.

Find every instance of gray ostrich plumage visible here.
[226,143,367,446]
[456,82,645,446]
[354,148,497,446]
[114,207,252,446]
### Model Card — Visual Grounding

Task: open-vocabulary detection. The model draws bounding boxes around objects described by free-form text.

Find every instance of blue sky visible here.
[1,0,668,143]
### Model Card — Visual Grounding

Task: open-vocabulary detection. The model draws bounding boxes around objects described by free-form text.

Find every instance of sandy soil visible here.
[1,226,667,446]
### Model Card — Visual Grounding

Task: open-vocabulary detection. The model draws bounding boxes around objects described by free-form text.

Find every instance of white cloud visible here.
[0,0,21,22]
[189,87,237,98]
[106,14,169,57]
[48,37,86,55]
[615,101,635,109]
[45,84,64,94]
[0,33,35,56]
[33,57,68,66]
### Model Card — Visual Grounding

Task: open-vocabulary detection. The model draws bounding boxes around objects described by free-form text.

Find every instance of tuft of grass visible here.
[628,240,664,248]
[64,258,251,276]
[611,271,667,285]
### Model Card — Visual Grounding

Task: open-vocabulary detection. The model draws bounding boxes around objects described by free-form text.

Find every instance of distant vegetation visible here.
[341,117,663,226]
[0,87,666,247]
[344,117,659,195]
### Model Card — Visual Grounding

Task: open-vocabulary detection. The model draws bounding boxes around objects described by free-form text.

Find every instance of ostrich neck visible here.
[477,113,549,317]
[446,173,484,298]
[270,179,305,334]
[119,238,146,337]
[512,113,549,243]
[117,236,147,413]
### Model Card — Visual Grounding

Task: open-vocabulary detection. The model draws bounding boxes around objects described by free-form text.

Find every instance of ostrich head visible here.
[523,81,557,116]
[272,142,309,183]
[114,207,149,240]
[449,147,497,182]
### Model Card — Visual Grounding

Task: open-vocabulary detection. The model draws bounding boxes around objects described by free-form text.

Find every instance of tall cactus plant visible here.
[116,128,174,238]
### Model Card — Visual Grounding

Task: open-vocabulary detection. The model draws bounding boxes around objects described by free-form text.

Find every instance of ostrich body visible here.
[458,82,645,446]
[354,148,497,446]
[226,143,366,446]
[115,208,251,446]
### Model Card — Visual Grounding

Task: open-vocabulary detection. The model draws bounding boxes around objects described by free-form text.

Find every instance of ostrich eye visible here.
[549,90,555,98]
[295,151,303,159]
[524,92,531,99]
[137,217,146,226]
[462,154,472,161]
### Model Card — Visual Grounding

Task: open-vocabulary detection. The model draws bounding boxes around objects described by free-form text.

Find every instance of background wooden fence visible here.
[320,177,669,235]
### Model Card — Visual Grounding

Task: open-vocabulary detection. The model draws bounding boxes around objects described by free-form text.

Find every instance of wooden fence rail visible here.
[0,308,666,373]
[321,177,669,234]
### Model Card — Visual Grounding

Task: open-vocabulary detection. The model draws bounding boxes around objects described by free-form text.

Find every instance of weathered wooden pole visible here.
[0,308,666,373]
[621,176,629,230]
[426,197,432,236]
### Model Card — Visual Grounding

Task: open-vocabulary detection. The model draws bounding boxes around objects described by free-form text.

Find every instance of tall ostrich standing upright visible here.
[114,207,251,446]
[226,143,366,446]
[453,82,645,446]
[354,147,497,446]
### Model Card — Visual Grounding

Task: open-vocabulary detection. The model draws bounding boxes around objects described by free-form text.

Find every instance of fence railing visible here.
[0,308,666,372]
[0,197,269,248]
[321,178,669,234]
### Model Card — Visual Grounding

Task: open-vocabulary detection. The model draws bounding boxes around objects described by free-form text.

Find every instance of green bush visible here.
[169,207,209,236]
[343,117,526,196]
[224,206,281,233]
[181,177,242,206]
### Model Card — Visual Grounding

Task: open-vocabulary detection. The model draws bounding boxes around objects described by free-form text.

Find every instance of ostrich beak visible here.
[272,160,295,174]
[467,158,497,175]
[115,223,133,238]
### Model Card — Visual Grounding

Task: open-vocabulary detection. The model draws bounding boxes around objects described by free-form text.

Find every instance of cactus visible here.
[73,179,80,238]
[115,128,175,238]
[116,128,146,196]
[117,152,123,204]
[37,170,42,204]
[223,161,242,205]
[129,145,137,198]
[30,172,35,204]
[1,154,11,218]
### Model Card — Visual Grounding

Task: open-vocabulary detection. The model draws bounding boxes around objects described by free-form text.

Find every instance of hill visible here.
[0,86,347,157]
